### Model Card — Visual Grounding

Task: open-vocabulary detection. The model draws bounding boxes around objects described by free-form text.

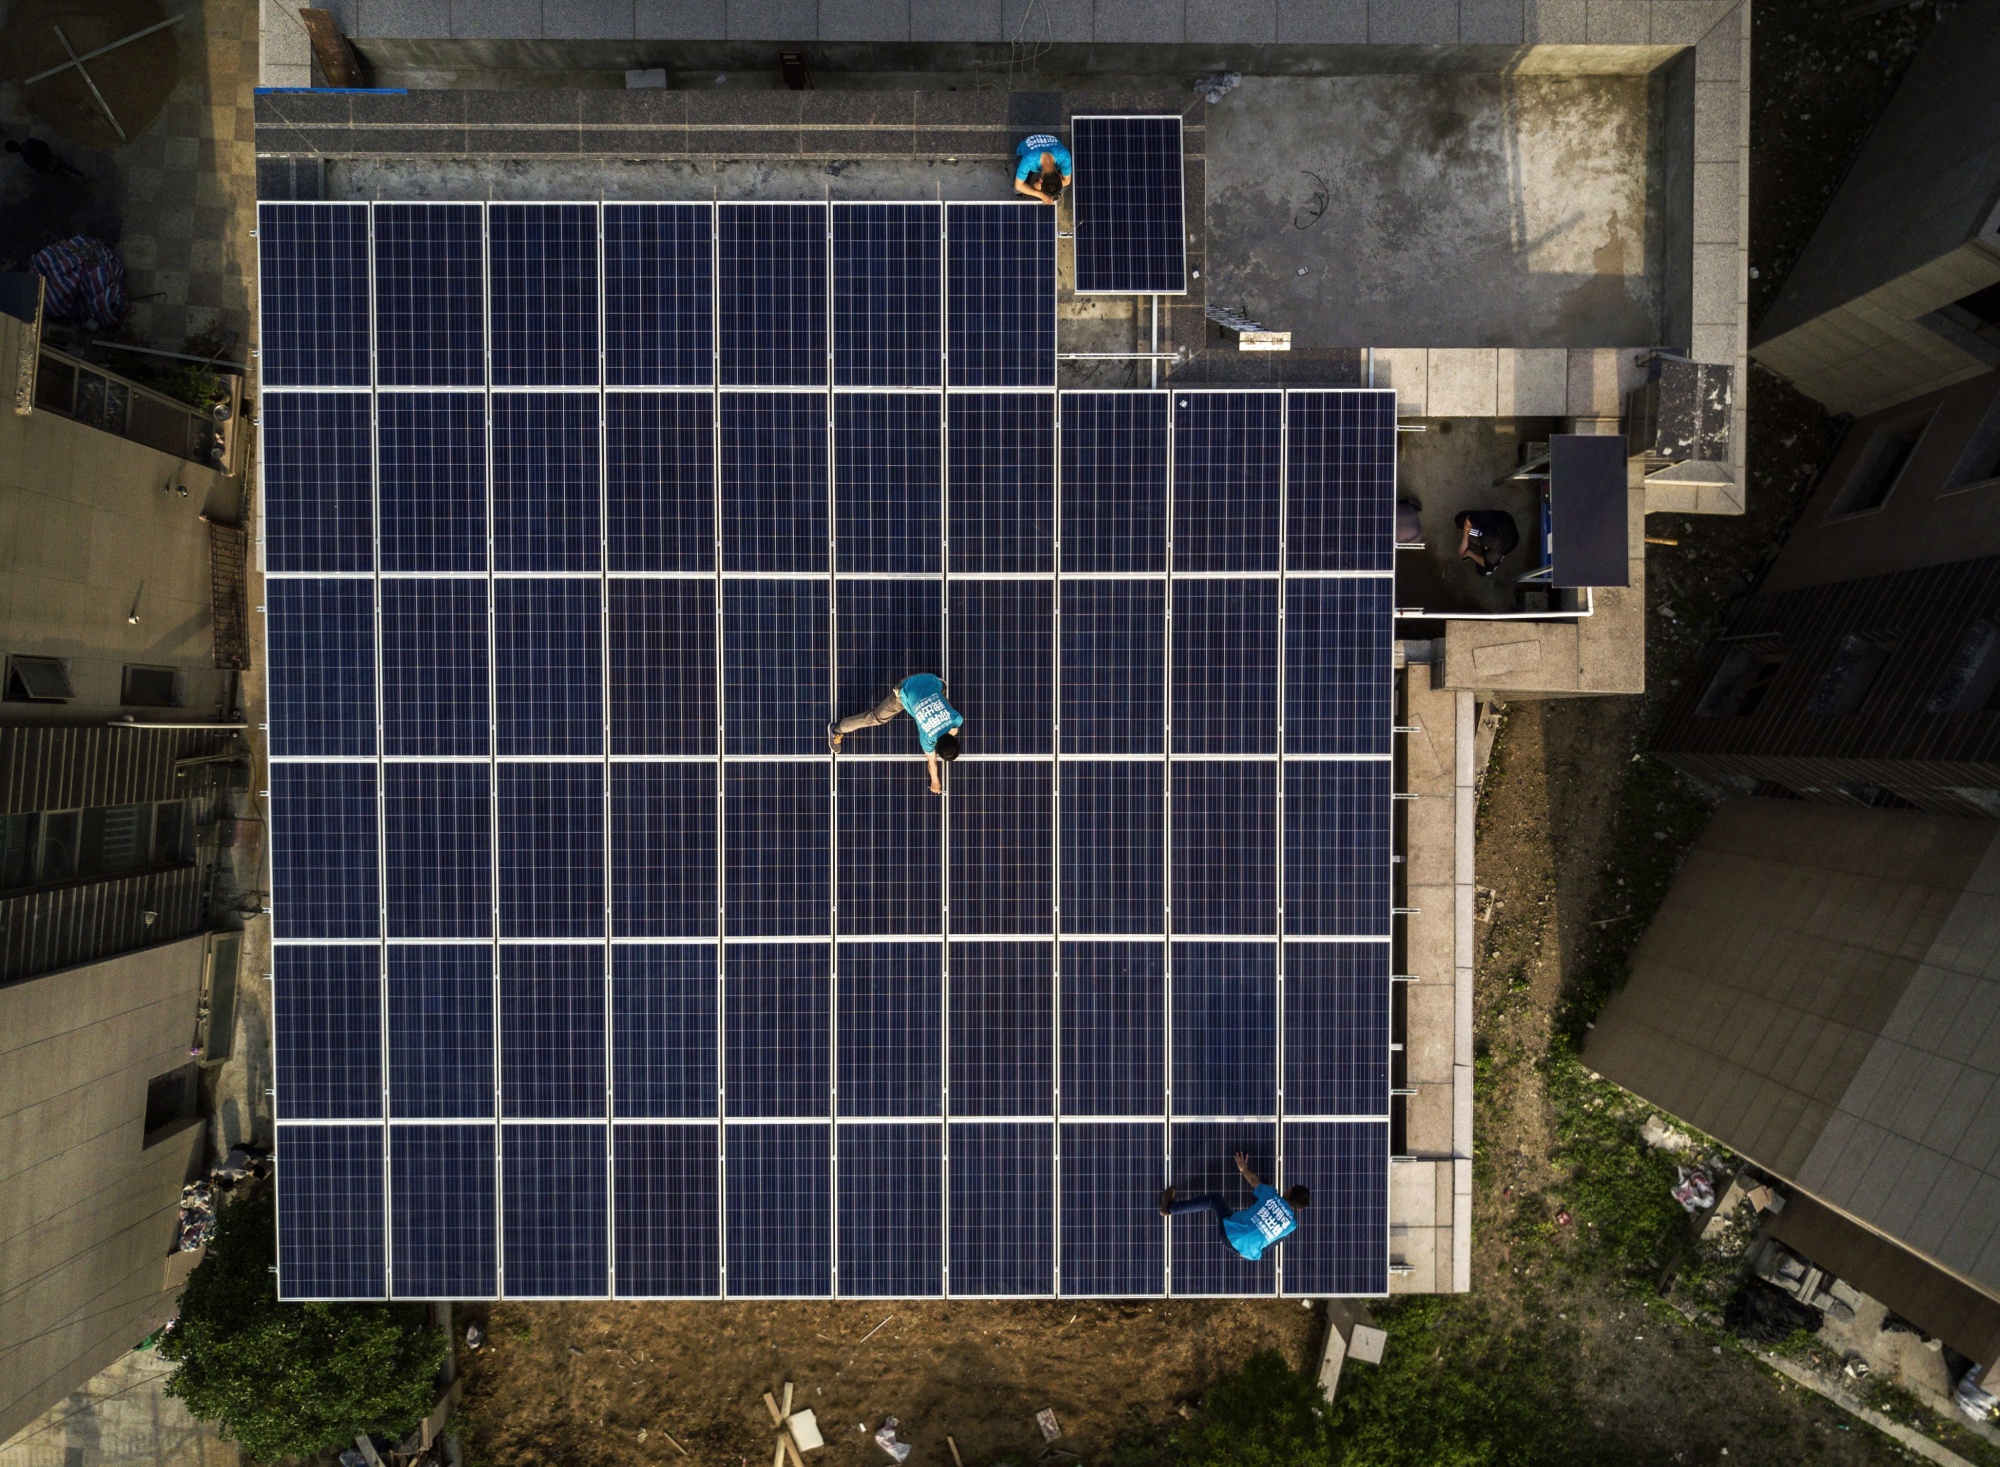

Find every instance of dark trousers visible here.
[1167,1192,1231,1242]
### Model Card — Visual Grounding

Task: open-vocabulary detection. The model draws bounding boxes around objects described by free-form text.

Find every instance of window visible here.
[142,1062,199,1145]
[1828,412,1932,517]
[121,665,180,708]
[1926,620,2000,713]
[1808,633,1897,716]
[1944,396,2000,492]
[4,655,73,702]
[0,800,196,894]
[1696,645,1788,718]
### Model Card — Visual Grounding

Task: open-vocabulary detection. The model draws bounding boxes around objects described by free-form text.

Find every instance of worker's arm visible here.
[1457,521,1474,560]
[1235,1151,1261,1189]
[927,751,943,795]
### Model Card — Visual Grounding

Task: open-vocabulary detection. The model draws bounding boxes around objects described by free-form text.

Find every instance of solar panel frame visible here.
[1070,115,1189,297]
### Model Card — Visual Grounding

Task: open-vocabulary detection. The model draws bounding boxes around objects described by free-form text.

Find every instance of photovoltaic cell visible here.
[724,943,829,1116]
[493,394,600,572]
[947,395,1055,573]
[833,203,942,387]
[837,943,942,1114]
[834,395,942,574]
[947,764,1052,934]
[1284,943,1390,1117]
[1060,1123,1162,1295]
[720,394,828,573]
[835,579,940,731]
[388,946,494,1118]
[1170,764,1275,935]
[257,203,370,387]
[836,765,941,937]
[722,580,828,757]
[948,942,1051,1116]
[391,1126,496,1298]
[1060,764,1164,934]
[839,1125,943,1295]
[494,579,603,756]
[1281,1122,1388,1294]
[265,579,373,757]
[609,580,715,755]
[611,764,716,938]
[259,393,371,572]
[374,203,484,387]
[616,1126,720,1296]
[604,204,713,385]
[378,394,486,573]
[949,1123,1054,1295]
[1284,763,1391,937]
[723,767,828,938]
[489,203,599,387]
[948,580,1053,755]
[607,393,713,572]
[1168,1123,1276,1296]
[500,945,607,1118]
[269,763,377,940]
[1071,115,1188,296]
[718,204,826,386]
[1287,391,1397,572]
[1061,393,1167,572]
[279,1126,384,1299]
[1060,581,1165,754]
[1171,580,1278,754]
[946,204,1055,387]
[503,1124,609,1296]
[274,945,380,1120]
[1059,943,1164,1115]
[1173,392,1280,572]
[612,945,717,1117]
[383,763,491,938]
[1171,943,1276,1115]
[728,1125,830,1296]
[380,580,488,757]
[1285,579,1393,756]
[497,765,605,939]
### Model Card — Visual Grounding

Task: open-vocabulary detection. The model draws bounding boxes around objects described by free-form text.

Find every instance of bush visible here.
[1170,1350,1334,1467]
[160,1185,446,1461]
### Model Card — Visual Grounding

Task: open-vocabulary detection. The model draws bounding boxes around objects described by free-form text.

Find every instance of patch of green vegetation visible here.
[107,352,225,410]
[1540,1043,1689,1284]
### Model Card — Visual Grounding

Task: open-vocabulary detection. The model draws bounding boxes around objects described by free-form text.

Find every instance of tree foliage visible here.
[160,1185,446,1462]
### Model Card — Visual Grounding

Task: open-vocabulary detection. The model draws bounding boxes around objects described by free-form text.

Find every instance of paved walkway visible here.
[0,1352,236,1467]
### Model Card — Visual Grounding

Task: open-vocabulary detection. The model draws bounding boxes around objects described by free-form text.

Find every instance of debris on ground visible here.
[1673,1167,1717,1213]
[1642,1114,1698,1153]
[174,1181,215,1252]
[465,1323,483,1350]
[1955,1364,1998,1424]
[1726,1281,1826,1345]
[1036,1408,1062,1441]
[874,1417,911,1463]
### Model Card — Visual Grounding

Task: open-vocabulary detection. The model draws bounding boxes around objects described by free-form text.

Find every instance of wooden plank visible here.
[297,8,364,87]
[763,1392,785,1427]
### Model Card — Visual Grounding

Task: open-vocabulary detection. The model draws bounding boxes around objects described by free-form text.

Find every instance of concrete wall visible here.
[0,937,210,1448]
[1,314,238,727]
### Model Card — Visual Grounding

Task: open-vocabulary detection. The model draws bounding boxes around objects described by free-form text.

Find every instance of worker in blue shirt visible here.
[829,674,964,794]
[1161,1151,1309,1261]
[1013,133,1072,206]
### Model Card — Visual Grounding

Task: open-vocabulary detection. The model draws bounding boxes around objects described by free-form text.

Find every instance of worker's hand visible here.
[929,779,943,795]
[1234,1151,1251,1173]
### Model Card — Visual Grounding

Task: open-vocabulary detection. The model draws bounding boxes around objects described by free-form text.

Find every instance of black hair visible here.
[935,731,961,762]
[1286,1184,1310,1210]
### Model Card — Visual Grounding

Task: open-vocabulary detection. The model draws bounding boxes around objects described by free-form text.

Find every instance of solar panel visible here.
[256,203,369,387]
[1071,116,1188,296]
[262,199,1397,1302]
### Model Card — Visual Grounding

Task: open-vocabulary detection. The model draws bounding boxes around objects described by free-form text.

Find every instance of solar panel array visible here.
[257,195,1395,1301]
[1071,115,1189,296]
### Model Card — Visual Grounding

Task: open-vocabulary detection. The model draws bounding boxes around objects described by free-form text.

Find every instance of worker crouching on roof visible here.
[829,674,964,795]
[1013,132,1072,206]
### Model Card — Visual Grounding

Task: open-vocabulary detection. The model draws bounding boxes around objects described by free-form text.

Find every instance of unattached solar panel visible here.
[258,197,1394,1304]
[1071,115,1189,295]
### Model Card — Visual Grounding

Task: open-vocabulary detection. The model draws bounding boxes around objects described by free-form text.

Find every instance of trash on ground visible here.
[1672,1166,1715,1212]
[1956,1363,1999,1423]
[1641,1114,1697,1153]
[788,1409,824,1452]
[175,1181,216,1252]
[1036,1408,1063,1441]
[31,236,128,329]
[464,1323,483,1349]
[875,1417,911,1463]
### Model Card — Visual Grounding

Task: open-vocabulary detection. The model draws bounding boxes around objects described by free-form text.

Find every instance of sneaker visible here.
[1158,1187,1176,1218]
[826,722,842,754]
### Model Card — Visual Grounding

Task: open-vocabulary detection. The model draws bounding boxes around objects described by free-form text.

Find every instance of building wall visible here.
[1585,800,2000,1312]
[0,937,210,1447]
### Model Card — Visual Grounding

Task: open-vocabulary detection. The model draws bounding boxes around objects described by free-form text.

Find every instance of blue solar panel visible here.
[611,764,716,938]
[1170,765,1276,935]
[616,1125,720,1296]
[1174,393,1280,571]
[948,581,1052,755]
[948,395,1055,573]
[383,763,491,938]
[1169,1122,1276,1296]
[607,580,713,755]
[1172,943,1276,1114]
[838,943,942,1112]
[504,1124,609,1296]
[1060,942,1164,1114]
[946,204,1055,387]
[724,944,828,1115]
[257,203,370,387]
[1060,1123,1162,1295]
[1285,943,1390,1117]
[381,580,488,756]
[1060,764,1164,934]
[834,203,942,387]
[266,579,373,757]
[720,393,828,573]
[836,579,940,732]
[374,204,484,386]
[1062,393,1168,572]
[269,763,377,939]
[378,394,485,572]
[278,1126,384,1299]
[1284,763,1392,936]
[949,1122,1054,1295]
[1072,116,1188,296]
[493,394,600,571]
[260,393,371,571]
[728,1124,830,1296]
[1282,1122,1387,1294]
[612,945,716,1116]
[1287,391,1397,572]
[497,766,605,938]
[604,204,712,386]
[837,766,941,936]
[947,765,1052,933]
[1172,581,1278,754]
[722,580,827,756]
[718,204,826,386]
[390,1125,496,1297]
[388,946,493,1117]
[607,393,712,571]
[489,203,599,387]
[1061,581,1165,754]
[834,395,941,574]
[494,579,603,756]
[839,1125,943,1295]
[724,768,828,938]
[948,942,1051,1115]
[1286,579,1393,756]
[499,945,606,1117]
[274,945,380,1119]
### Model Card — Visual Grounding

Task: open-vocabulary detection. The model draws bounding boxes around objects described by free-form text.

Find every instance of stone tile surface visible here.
[636,0,728,35]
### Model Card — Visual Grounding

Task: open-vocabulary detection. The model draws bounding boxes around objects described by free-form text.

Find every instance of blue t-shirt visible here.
[1015,135,1073,181]
[896,675,964,754]
[1221,1185,1298,1261]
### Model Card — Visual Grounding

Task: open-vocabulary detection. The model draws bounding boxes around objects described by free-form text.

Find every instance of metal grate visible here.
[208,519,250,670]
